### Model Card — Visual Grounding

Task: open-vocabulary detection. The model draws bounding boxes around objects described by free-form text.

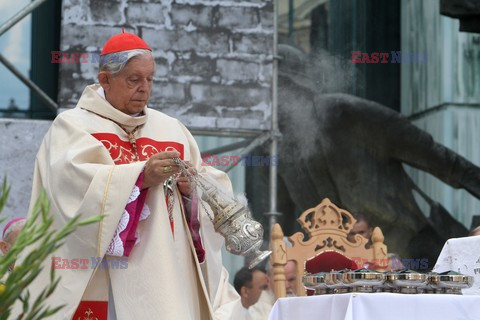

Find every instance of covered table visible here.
[268,293,480,320]
[434,235,480,295]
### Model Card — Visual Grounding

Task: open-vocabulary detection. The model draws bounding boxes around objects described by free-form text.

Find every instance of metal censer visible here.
[174,158,271,268]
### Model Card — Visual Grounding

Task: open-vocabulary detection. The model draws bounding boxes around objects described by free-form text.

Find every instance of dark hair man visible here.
[234,266,269,309]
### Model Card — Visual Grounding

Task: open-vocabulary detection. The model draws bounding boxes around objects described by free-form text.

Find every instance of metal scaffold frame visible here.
[0,0,58,112]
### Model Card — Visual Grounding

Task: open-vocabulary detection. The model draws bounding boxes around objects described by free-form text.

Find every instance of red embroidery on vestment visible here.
[91,133,184,164]
[73,301,108,320]
[91,132,205,261]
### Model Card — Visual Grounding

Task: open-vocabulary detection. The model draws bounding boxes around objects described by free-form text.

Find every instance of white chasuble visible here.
[15,84,239,319]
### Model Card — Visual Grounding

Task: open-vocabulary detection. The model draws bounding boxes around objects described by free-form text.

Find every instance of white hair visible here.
[99,49,154,76]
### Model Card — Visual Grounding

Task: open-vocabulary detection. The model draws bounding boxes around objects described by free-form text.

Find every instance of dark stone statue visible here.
[441,0,480,33]
[248,45,480,268]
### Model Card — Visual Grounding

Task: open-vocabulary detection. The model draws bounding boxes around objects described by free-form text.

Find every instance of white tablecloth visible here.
[433,235,480,295]
[268,293,480,320]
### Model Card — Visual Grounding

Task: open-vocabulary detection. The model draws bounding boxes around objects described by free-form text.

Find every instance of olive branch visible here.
[0,177,102,319]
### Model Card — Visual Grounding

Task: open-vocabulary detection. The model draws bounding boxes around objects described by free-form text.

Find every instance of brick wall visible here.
[58,0,273,132]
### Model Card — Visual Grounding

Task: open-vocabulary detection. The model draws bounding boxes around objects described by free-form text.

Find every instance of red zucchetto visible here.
[100,29,151,56]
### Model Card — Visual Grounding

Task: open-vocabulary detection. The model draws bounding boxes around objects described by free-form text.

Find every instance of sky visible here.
[0,0,32,110]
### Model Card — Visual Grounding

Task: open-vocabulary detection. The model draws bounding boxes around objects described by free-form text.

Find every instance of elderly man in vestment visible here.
[0,218,26,285]
[16,31,240,319]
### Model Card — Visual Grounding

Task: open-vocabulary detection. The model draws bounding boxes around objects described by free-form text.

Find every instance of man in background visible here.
[0,218,26,258]
[283,260,298,296]
[1,217,26,284]
[234,267,269,309]
[348,213,373,249]
[469,226,480,236]
[347,213,407,270]
[216,266,271,319]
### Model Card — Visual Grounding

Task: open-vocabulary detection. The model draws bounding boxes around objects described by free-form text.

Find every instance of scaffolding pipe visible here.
[202,138,253,156]
[191,128,263,138]
[0,54,58,112]
[288,0,295,43]
[0,0,50,37]
[266,0,282,239]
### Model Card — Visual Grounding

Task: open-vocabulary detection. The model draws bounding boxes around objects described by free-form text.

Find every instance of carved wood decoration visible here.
[271,198,388,298]
[271,223,287,300]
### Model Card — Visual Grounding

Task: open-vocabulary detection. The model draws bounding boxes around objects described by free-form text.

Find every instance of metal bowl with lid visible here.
[383,272,400,293]
[342,269,385,293]
[429,271,474,295]
[302,272,330,295]
[325,270,351,294]
[390,269,428,294]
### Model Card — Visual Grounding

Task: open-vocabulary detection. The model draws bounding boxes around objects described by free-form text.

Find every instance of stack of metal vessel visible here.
[303,269,473,295]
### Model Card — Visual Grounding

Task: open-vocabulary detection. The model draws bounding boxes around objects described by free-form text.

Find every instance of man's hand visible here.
[177,162,196,197]
[142,151,180,189]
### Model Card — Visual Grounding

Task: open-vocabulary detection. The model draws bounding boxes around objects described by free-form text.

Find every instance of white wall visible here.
[0,118,50,230]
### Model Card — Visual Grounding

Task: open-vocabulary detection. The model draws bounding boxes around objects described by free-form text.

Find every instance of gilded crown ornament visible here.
[297,198,356,238]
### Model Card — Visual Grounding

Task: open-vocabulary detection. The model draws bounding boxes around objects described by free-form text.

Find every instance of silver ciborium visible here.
[174,159,271,268]
[302,272,330,295]
[391,269,428,294]
[429,271,474,294]
[342,269,385,293]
